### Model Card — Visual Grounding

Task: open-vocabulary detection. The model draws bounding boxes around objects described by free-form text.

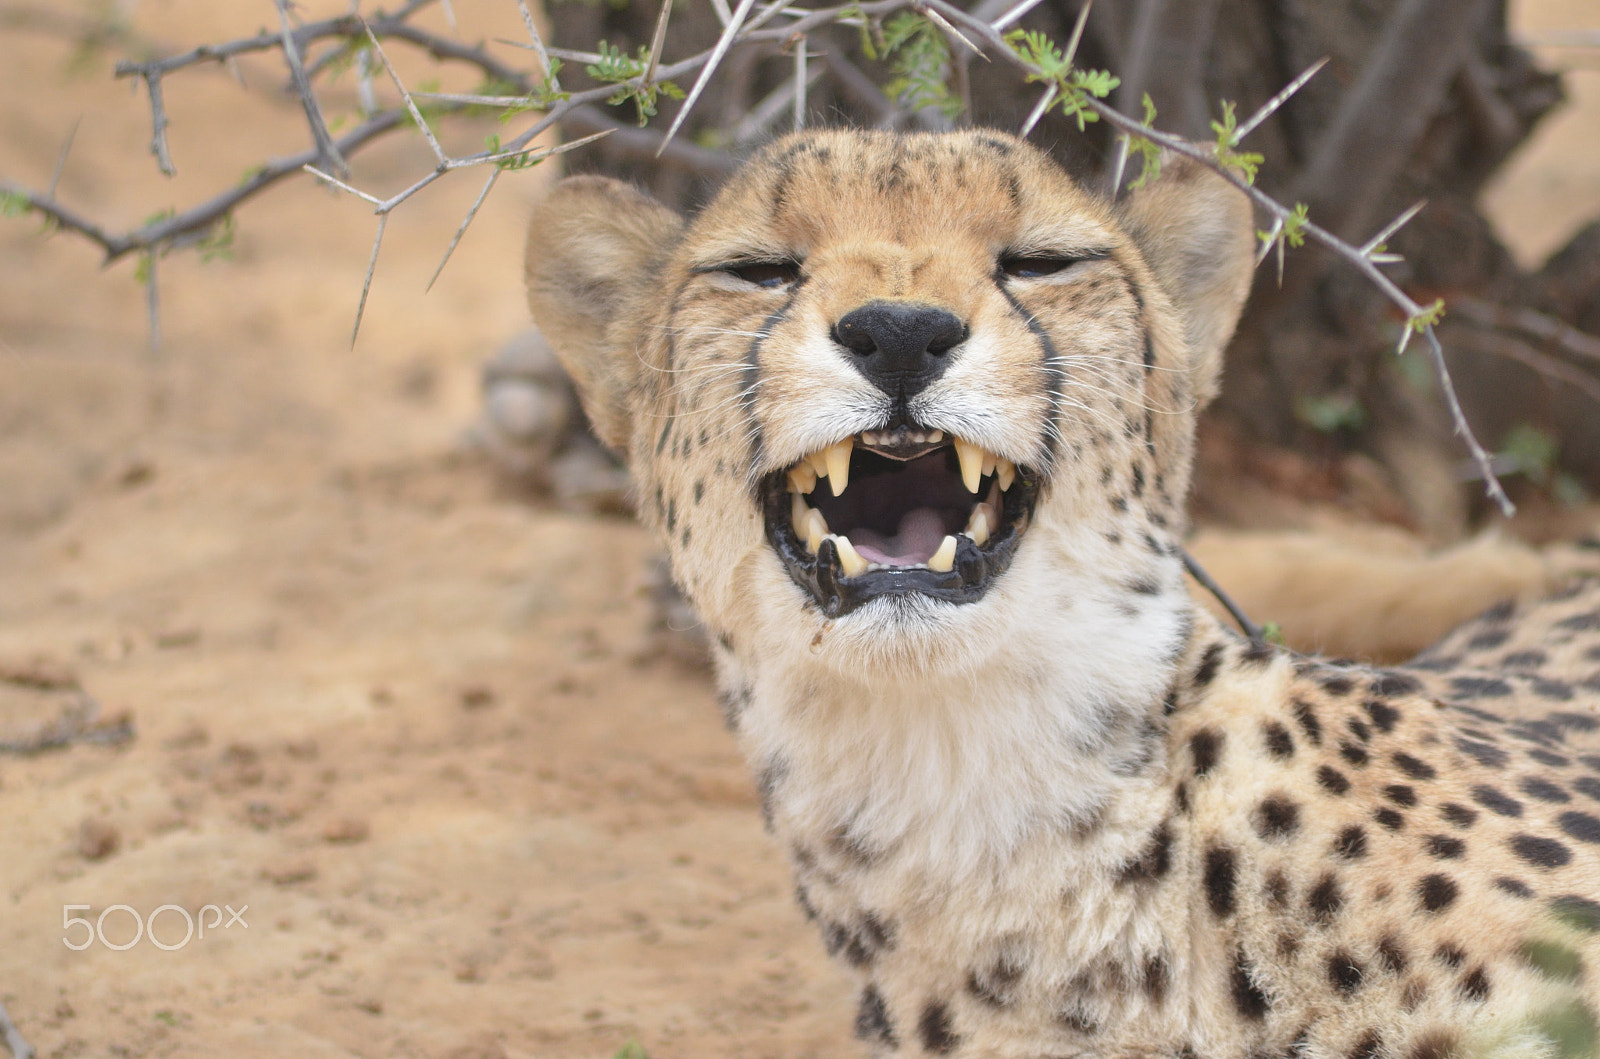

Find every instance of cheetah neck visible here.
[728,569,1216,886]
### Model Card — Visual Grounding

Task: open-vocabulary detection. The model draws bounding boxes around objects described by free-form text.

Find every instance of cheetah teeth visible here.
[786,434,1014,496]
[785,435,1013,578]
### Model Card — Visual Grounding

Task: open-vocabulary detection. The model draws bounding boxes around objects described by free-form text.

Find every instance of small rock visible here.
[322,817,370,844]
[77,818,120,861]
[459,685,496,710]
[261,861,317,886]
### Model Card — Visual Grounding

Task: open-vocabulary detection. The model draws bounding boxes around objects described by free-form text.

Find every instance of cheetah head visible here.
[527,130,1253,676]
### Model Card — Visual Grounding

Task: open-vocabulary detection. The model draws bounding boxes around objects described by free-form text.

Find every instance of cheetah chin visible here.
[764,428,1038,617]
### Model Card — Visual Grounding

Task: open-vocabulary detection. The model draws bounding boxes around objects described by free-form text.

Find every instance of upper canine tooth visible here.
[804,509,829,553]
[954,437,984,493]
[996,457,1016,491]
[834,535,868,577]
[807,451,830,479]
[788,463,817,494]
[967,506,992,547]
[824,438,853,496]
[981,451,997,480]
[927,535,957,573]
[791,492,809,538]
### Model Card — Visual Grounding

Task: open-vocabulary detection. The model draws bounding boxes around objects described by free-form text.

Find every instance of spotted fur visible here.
[526,129,1600,1059]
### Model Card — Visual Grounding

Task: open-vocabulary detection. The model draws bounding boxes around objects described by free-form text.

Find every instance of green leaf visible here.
[1295,392,1366,434]
[1499,424,1558,485]
[881,14,963,119]
[0,190,31,218]
[612,1042,649,1059]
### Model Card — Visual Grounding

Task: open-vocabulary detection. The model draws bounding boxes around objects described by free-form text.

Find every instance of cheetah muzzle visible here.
[764,427,1039,616]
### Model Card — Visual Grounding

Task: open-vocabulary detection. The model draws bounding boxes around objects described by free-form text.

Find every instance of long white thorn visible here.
[658,0,758,155]
[1019,84,1057,138]
[351,213,388,348]
[1359,199,1427,260]
[1233,56,1328,143]
[991,0,1048,30]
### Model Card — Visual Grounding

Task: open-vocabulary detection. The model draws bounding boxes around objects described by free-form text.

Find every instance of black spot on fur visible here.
[1378,935,1408,974]
[1318,766,1352,795]
[1293,700,1323,745]
[1340,741,1369,767]
[1472,784,1523,817]
[1559,811,1600,844]
[1327,951,1364,994]
[1334,825,1368,860]
[1512,833,1573,868]
[1365,699,1402,733]
[1440,802,1478,827]
[1348,718,1372,743]
[718,683,753,730]
[966,951,1025,1008]
[1349,1031,1384,1059]
[1193,644,1224,688]
[1242,640,1277,666]
[1230,950,1271,1019]
[1455,737,1509,768]
[1434,943,1465,967]
[1374,808,1405,831]
[1458,966,1491,1002]
[1531,679,1575,701]
[1522,777,1571,804]
[1530,748,1573,767]
[756,759,786,830]
[1557,609,1600,631]
[1426,834,1466,859]
[1143,954,1170,1005]
[1409,1031,1457,1059]
[693,479,705,504]
[917,1001,959,1054]
[1575,776,1600,802]
[1503,649,1548,669]
[1190,729,1223,777]
[1452,676,1513,699]
[1495,876,1534,898]
[1255,796,1300,840]
[1204,846,1238,917]
[1263,720,1295,759]
[854,985,897,1046]
[1393,753,1437,780]
[1308,873,1343,922]
[1418,873,1459,912]
[1320,673,1355,696]
[1119,822,1173,884]
[1467,628,1512,651]
[1373,671,1423,696]
[1385,784,1418,807]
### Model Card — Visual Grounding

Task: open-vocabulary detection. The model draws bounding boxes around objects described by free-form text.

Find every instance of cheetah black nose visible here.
[832,301,966,399]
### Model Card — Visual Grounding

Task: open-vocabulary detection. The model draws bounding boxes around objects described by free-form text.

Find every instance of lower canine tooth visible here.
[967,506,992,547]
[823,438,853,496]
[789,463,817,494]
[954,437,984,493]
[927,535,957,573]
[834,535,868,577]
[805,509,829,553]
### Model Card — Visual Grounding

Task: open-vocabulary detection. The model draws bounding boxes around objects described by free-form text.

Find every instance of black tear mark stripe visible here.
[740,277,808,487]
[994,281,1065,469]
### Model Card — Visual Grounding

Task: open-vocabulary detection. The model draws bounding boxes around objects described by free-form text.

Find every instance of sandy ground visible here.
[0,2,1595,1057]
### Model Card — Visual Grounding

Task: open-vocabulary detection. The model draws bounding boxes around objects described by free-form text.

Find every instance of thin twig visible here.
[274,0,347,176]
[1182,549,1263,641]
[352,213,388,347]
[140,72,175,175]
[0,997,34,1059]
[47,119,79,199]
[1455,326,1600,409]
[658,0,759,154]
[1232,56,1328,143]
[1453,297,1600,368]
[427,168,499,292]
[362,21,445,164]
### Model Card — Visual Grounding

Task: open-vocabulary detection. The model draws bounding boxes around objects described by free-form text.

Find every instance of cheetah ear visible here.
[525,175,685,453]
[1117,154,1255,406]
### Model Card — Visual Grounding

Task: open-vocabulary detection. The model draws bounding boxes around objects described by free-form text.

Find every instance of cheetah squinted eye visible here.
[527,130,1600,1059]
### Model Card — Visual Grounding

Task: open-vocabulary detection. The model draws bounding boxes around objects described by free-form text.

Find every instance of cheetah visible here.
[525,129,1600,1059]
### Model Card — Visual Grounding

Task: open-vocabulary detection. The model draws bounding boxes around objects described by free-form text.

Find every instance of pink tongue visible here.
[848,508,949,566]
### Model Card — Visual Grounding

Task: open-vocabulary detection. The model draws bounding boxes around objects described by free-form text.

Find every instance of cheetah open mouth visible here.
[762,427,1037,618]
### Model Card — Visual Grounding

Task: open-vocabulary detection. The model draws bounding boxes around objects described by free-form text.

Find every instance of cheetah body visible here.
[525,129,1600,1058]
